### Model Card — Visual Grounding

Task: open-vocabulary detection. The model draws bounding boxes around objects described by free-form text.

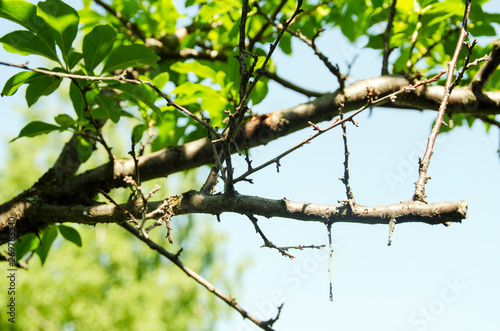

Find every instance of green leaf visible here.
[171,61,218,82]
[37,0,79,64]
[249,79,268,106]
[132,124,147,143]
[69,81,85,119]
[82,24,117,73]
[1,70,39,96]
[0,0,40,32]
[57,225,82,247]
[54,114,76,127]
[152,72,170,90]
[0,30,59,62]
[114,83,162,117]
[14,233,39,261]
[279,33,292,55]
[102,44,160,73]
[95,93,121,123]
[76,135,93,162]
[197,0,240,23]
[35,226,58,265]
[10,120,61,141]
[67,49,83,69]
[25,74,62,107]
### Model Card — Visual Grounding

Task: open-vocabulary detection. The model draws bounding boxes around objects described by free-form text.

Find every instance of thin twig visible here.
[262,70,325,97]
[235,71,445,183]
[278,244,326,251]
[247,215,295,259]
[413,0,472,202]
[97,189,139,226]
[248,0,288,51]
[255,5,344,89]
[339,111,355,201]
[0,61,221,138]
[94,0,146,41]
[469,40,500,93]
[406,12,423,73]
[382,0,397,75]
[327,222,333,301]
[119,222,277,331]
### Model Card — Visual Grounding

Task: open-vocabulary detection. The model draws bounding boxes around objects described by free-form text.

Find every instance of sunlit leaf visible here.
[10,120,61,142]
[0,30,59,62]
[37,0,80,65]
[2,71,40,96]
[25,74,62,107]
[82,24,117,73]
[102,44,160,73]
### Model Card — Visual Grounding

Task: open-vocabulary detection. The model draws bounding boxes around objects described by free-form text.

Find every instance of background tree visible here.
[0,0,499,330]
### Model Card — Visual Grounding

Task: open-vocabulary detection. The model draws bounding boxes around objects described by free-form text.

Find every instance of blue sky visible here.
[1,1,500,331]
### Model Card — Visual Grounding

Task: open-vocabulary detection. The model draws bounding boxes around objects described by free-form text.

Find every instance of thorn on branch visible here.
[388,218,396,246]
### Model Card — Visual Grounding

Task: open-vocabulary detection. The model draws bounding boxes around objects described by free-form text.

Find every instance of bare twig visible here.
[248,0,288,51]
[327,222,333,301]
[339,111,355,201]
[278,244,326,251]
[413,0,472,202]
[119,222,277,331]
[262,70,325,97]
[469,40,500,93]
[235,71,445,183]
[382,0,397,75]
[256,5,345,89]
[97,189,139,226]
[247,215,295,259]
[406,12,423,73]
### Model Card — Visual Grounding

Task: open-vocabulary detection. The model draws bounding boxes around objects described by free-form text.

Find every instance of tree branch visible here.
[413,0,472,202]
[1,75,498,230]
[119,222,276,331]
[2,191,467,243]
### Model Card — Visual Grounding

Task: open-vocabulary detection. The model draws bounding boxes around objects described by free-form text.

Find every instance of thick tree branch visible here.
[1,75,498,231]
[1,191,467,243]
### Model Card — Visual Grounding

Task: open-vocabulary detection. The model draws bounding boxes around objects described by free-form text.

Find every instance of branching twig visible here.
[97,189,139,226]
[235,71,445,183]
[248,0,288,51]
[469,40,500,93]
[413,0,472,202]
[247,215,295,259]
[119,222,277,331]
[256,5,345,89]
